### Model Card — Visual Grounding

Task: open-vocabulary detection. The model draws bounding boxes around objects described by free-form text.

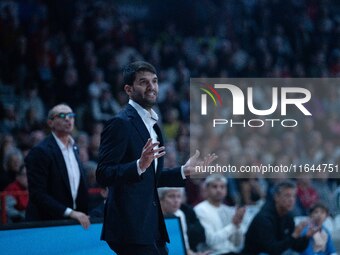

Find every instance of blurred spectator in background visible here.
[243,181,317,255]
[3,164,28,223]
[0,134,16,165]
[237,177,266,206]
[159,187,209,255]
[19,106,44,133]
[89,88,121,123]
[89,186,108,219]
[56,67,83,109]
[28,130,46,148]
[163,107,181,142]
[296,176,319,216]
[25,104,90,229]
[333,187,340,216]
[19,87,45,123]
[0,148,24,191]
[300,202,338,255]
[83,160,101,209]
[312,171,337,217]
[0,104,19,134]
[88,133,101,162]
[87,67,121,124]
[88,69,110,100]
[194,174,246,255]
[83,161,98,188]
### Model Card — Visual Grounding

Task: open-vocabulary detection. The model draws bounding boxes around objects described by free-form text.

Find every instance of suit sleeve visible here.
[25,147,68,217]
[157,167,185,187]
[96,117,141,186]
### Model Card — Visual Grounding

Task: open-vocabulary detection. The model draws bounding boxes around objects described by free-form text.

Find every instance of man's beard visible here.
[135,94,157,109]
[143,99,156,109]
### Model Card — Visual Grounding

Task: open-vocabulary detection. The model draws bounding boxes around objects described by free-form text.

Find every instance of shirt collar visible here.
[52,132,75,150]
[129,99,158,122]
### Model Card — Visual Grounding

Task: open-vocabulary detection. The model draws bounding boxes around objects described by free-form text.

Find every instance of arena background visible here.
[0,0,340,253]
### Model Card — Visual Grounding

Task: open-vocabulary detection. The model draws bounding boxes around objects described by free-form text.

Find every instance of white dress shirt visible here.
[129,100,186,179]
[52,133,80,215]
[194,200,245,254]
[129,99,159,172]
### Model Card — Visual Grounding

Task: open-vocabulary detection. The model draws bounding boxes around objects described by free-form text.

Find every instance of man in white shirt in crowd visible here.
[194,174,246,255]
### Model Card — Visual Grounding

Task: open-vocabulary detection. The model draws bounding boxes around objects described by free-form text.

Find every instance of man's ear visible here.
[124,84,132,96]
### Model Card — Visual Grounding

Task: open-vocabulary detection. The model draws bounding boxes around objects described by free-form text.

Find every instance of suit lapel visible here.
[126,104,150,145]
[153,123,164,177]
[48,135,72,195]
[153,123,163,146]
[125,104,163,175]
[73,145,86,185]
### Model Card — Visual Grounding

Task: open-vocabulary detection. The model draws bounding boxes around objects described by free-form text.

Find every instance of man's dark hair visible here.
[273,180,296,196]
[123,61,157,86]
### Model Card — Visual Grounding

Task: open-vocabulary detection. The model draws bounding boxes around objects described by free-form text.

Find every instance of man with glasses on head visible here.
[25,104,90,229]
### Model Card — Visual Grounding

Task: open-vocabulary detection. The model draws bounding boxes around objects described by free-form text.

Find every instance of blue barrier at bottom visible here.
[0,217,186,255]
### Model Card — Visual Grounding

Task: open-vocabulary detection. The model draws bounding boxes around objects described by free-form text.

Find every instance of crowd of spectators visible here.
[0,0,340,228]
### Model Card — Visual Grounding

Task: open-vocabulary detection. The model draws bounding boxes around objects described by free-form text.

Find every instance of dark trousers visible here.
[107,241,168,255]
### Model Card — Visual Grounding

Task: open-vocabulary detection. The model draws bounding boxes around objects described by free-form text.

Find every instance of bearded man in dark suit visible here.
[96,61,216,255]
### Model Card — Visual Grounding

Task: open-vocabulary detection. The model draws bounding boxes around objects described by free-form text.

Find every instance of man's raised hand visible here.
[183,150,218,177]
[138,138,166,170]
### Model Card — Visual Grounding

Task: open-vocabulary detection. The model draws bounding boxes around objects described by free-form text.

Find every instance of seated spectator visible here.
[88,69,110,99]
[158,187,210,255]
[181,203,208,253]
[0,104,19,134]
[3,164,28,223]
[194,174,246,255]
[0,148,24,191]
[243,181,318,255]
[83,160,102,209]
[296,177,319,216]
[89,186,108,219]
[333,186,340,216]
[89,88,121,123]
[300,202,338,255]
[237,177,265,206]
[88,134,100,162]
[19,106,44,132]
[163,107,181,141]
[19,87,45,123]
[312,172,337,217]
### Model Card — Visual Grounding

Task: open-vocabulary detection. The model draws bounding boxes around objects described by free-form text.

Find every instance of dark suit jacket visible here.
[25,134,88,221]
[96,104,185,245]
